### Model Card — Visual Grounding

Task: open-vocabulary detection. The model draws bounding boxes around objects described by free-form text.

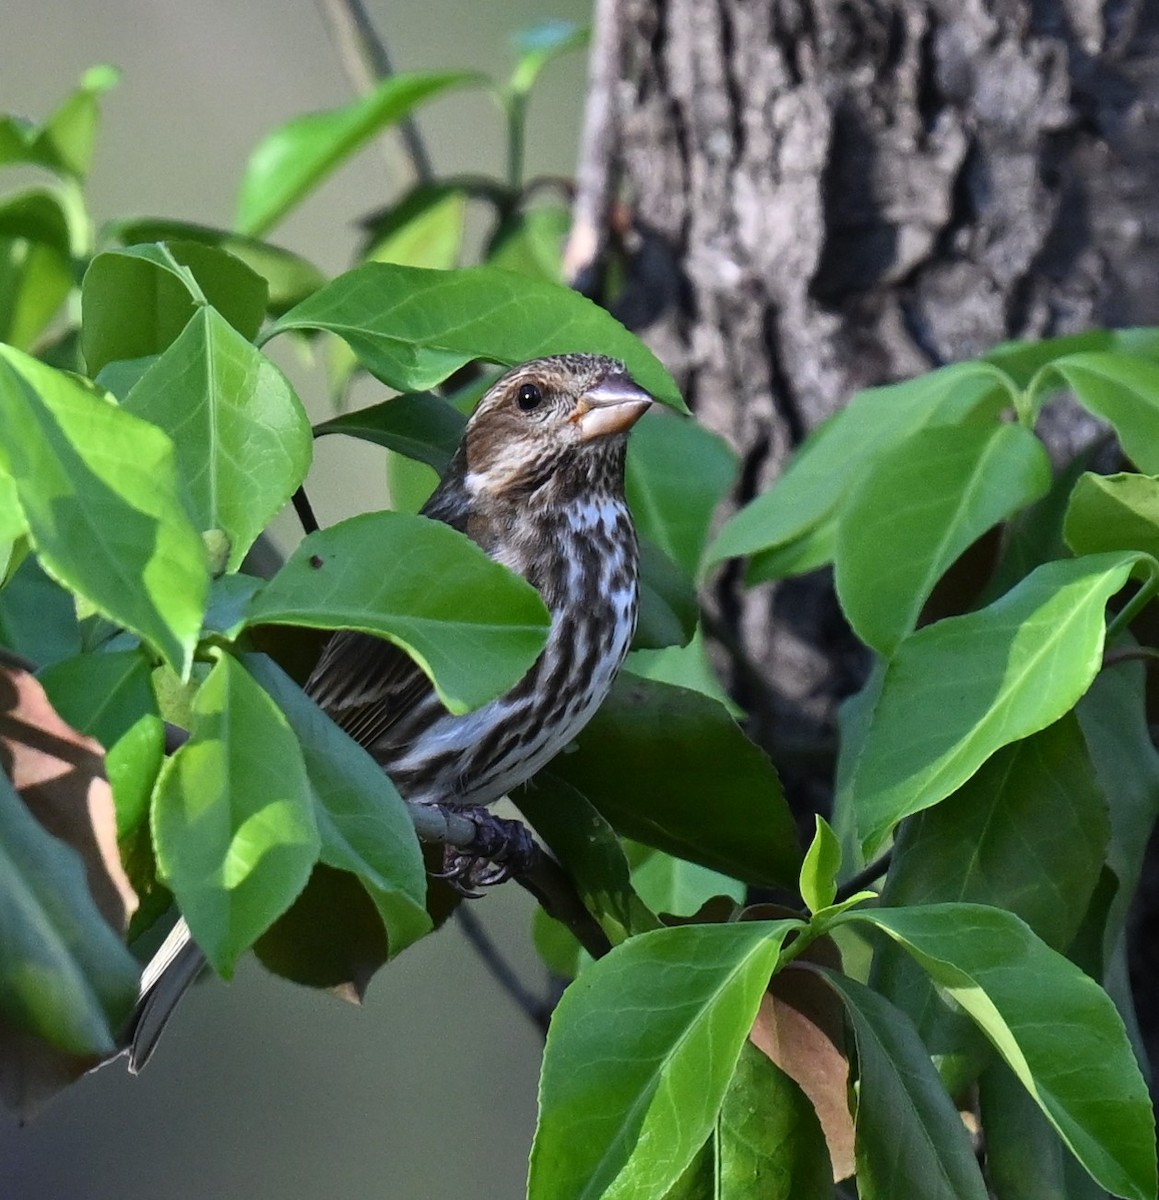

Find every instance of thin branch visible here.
[1102,645,1159,670]
[455,904,552,1036]
[835,850,892,903]
[315,0,435,185]
[291,485,320,535]
[563,0,625,291]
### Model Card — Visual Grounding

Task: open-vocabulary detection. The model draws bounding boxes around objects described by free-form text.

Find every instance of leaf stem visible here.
[1105,567,1159,643]
[834,850,892,902]
[506,92,526,191]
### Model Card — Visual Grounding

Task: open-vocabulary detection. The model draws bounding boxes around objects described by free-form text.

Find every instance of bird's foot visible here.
[432,807,539,897]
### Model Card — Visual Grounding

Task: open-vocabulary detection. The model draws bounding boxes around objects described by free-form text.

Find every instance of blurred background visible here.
[0,1,591,1195]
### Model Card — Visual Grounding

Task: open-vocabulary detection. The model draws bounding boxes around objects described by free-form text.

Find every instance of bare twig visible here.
[314,0,436,185]
[455,905,552,1036]
[835,850,892,903]
[563,0,625,290]
[1102,645,1159,670]
[291,485,320,535]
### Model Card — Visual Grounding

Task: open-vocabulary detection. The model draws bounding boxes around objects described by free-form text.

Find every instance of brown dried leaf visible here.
[0,664,137,929]
[751,957,856,1182]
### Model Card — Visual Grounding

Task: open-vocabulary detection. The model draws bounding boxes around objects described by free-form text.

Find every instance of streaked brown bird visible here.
[306,352,652,815]
[125,354,652,1068]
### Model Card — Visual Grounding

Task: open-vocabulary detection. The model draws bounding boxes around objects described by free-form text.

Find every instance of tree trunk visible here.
[599,0,1159,1041]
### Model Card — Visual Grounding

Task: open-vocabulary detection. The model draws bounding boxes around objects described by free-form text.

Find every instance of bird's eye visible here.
[516,382,543,412]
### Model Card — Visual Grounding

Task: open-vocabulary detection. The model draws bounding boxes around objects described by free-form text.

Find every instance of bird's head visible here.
[460,354,653,502]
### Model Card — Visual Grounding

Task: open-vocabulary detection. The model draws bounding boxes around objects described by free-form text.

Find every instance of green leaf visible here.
[871,714,1110,1090]
[0,348,208,676]
[509,20,589,95]
[0,555,81,667]
[1049,353,1159,471]
[269,262,685,410]
[313,391,467,474]
[486,206,569,281]
[108,218,326,316]
[847,905,1156,1200]
[628,846,745,917]
[799,815,842,914]
[122,306,312,570]
[518,775,661,945]
[545,675,801,889]
[0,65,119,178]
[0,770,139,1055]
[37,649,164,838]
[81,242,267,375]
[706,361,1010,569]
[0,188,75,351]
[236,72,481,237]
[836,422,1051,655]
[1064,472,1159,559]
[819,970,989,1200]
[1077,657,1159,955]
[714,1042,833,1199]
[626,409,738,577]
[626,627,744,717]
[152,652,320,978]
[532,907,590,980]
[851,552,1144,855]
[984,330,1133,390]
[634,538,698,650]
[980,1060,1111,1200]
[244,654,430,956]
[244,511,550,715]
[364,186,467,271]
[528,920,799,1200]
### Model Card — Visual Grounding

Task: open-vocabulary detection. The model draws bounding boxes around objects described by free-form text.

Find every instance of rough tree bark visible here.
[583,0,1159,1048]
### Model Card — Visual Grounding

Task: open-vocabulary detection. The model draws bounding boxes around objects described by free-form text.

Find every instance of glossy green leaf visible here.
[236,72,480,237]
[1077,657,1159,954]
[629,846,745,917]
[109,217,326,315]
[37,648,164,838]
[122,306,312,570]
[0,348,208,676]
[851,553,1143,855]
[545,674,801,889]
[313,391,467,474]
[0,65,119,178]
[634,538,698,650]
[985,330,1132,390]
[980,1060,1111,1200]
[0,555,80,667]
[152,652,320,978]
[1049,353,1159,472]
[871,714,1110,1090]
[486,206,569,281]
[819,970,988,1200]
[245,654,430,956]
[626,627,743,717]
[0,770,139,1055]
[532,907,590,980]
[518,775,660,945]
[509,20,588,95]
[707,361,1010,569]
[800,815,842,914]
[81,242,267,375]
[847,905,1156,1200]
[529,920,798,1200]
[269,262,685,410]
[364,186,467,271]
[0,470,25,546]
[626,409,738,577]
[836,422,1051,655]
[1064,472,1159,560]
[244,511,550,714]
[0,189,74,351]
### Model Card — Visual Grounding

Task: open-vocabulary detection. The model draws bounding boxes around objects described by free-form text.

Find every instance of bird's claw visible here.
[432,807,538,896]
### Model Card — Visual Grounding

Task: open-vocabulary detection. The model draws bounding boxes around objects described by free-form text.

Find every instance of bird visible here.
[305,352,653,823]
[124,353,652,1068]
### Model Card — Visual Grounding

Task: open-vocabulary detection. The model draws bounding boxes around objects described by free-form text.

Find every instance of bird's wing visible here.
[304,458,473,756]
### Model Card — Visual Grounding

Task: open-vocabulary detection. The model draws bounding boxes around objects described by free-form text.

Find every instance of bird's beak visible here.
[574,374,653,441]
